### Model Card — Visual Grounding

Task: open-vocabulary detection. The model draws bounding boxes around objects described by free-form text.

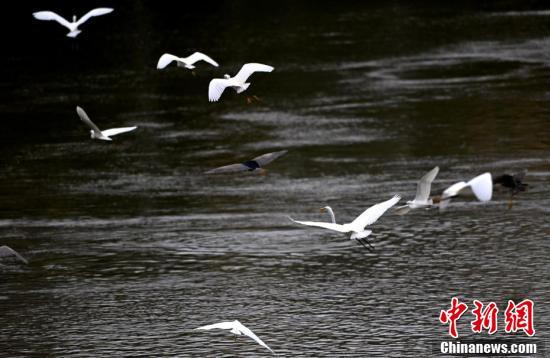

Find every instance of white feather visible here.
[75,8,113,27]
[32,11,72,30]
[101,127,137,137]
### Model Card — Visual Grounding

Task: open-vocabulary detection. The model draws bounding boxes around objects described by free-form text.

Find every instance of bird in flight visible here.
[205,150,287,175]
[32,8,114,38]
[156,52,219,71]
[76,106,137,141]
[196,320,275,354]
[208,63,274,102]
[0,245,28,264]
[493,170,528,209]
[395,167,439,215]
[435,172,492,211]
[289,195,401,251]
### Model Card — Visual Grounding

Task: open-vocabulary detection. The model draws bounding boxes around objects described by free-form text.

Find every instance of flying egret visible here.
[0,245,28,264]
[493,170,528,209]
[32,8,113,38]
[205,150,287,175]
[196,320,275,354]
[156,52,219,70]
[395,167,439,215]
[436,172,493,211]
[289,195,401,251]
[76,106,137,141]
[208,63,274,102]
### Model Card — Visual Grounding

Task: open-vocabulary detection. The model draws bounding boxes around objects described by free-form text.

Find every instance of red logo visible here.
[471,300,498,334]
[439,298,535,338]
[439,297,468,338]
[504,299,535,336]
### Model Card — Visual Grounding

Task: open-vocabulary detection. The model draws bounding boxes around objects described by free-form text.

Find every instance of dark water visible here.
[1,2,550,356]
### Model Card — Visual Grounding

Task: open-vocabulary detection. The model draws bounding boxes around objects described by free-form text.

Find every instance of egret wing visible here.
[467,172,492,201]
[234,321,275,354]
[251,150,287,167]
[350,195,401,230]
[196,321,235,330]
[288,217,349,233]
[32,11,72,29]
[208,78,231,102]
[0,245,28,264]
[157,53,181,69]
[394,205,411,215]
[414,166,439,201]
[185,52,219,67]
[234,63,274,83]
[75,8,113,27]
[101,127,137,137]
[205,163,250,174]
[441,181,468,199]
[76,106,102,135]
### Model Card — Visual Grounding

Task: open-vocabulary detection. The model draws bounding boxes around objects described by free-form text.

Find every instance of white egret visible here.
[205,150,287,174]
[156,52,219,70]
[76,106,137,141]
[196,320,275,354]
[395,167,439,215]
[0,245,28,264]
[289,195,401,251]
[32,8,113,38]
[437,172,493,211]
[208,63,274,102]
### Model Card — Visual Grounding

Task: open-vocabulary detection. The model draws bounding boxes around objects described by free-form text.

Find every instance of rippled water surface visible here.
[2,2,550,357]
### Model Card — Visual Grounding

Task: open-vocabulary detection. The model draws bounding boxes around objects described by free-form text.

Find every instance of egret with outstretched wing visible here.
[395,167,439,215]
[157,52,219,70]
[33,8,113,38]
[196,320,275,354]
[208,63,274,102]
[437,173,493,211]
[289,195,401,250]
[76,106,137,141]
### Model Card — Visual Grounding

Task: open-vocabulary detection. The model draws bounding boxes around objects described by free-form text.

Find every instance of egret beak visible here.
[319,207,326,213]
[258,168,267,176]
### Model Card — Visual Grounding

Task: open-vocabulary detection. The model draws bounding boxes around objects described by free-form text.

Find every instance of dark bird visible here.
[205,150,287,175]
[493,170,528,208]
[0,245,28,264]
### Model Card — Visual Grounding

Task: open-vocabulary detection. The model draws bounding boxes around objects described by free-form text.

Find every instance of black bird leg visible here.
[364,238,375,251]
[356,239,373,252]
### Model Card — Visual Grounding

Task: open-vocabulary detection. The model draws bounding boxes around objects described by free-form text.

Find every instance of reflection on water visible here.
[1,2,550,357]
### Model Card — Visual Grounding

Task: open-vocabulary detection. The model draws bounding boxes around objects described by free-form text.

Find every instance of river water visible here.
[1,2,550,357]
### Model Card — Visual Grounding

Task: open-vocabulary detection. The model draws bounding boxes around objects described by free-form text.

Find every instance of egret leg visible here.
[356,239,373,252]
[363,238,375,251]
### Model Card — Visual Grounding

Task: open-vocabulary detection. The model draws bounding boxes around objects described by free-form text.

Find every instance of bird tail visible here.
[67,30,81,38]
